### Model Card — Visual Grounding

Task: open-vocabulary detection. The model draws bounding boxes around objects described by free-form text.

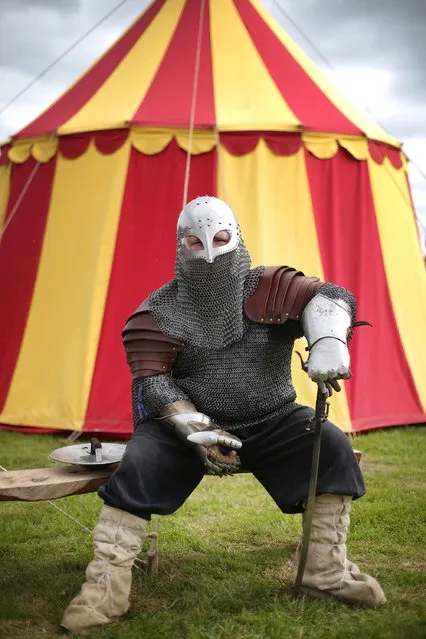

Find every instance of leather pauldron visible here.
[244,266,323,325]
[122,300,184,379]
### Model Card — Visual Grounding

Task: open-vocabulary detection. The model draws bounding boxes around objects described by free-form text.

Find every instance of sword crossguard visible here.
[305,402,329,431]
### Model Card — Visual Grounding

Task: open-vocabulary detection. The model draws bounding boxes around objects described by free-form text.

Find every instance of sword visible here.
[293,381,330,598]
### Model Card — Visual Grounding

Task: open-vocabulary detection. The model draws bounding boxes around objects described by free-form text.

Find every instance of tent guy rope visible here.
[0,0,130,117]
[0,159,41,241]
[181,0,228,209]
[182,0,206,208]
[0,130,56,241]
[0,462,149,572]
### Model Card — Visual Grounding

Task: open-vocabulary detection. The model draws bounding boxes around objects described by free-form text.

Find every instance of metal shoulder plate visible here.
[122,299,184,379]
[244,266,323,325]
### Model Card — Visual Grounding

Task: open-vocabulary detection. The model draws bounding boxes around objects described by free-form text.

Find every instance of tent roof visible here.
[14,0,399,146]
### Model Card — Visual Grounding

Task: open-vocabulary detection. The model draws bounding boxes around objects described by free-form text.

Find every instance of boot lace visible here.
[95,561,113,609]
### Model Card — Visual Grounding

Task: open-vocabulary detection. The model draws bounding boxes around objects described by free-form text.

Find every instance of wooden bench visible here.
[0,448,362,502]
[0,465,117,502]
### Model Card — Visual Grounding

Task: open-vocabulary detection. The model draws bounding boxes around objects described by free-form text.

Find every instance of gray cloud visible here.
[273,0,425,65]
[0,0,141,87]
[0,0,82,13]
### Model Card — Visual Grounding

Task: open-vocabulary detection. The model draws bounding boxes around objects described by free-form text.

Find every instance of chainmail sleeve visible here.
[123,301,190,428]
[131,375,190,428]
[316,282,357,343]
[317,282,357,322]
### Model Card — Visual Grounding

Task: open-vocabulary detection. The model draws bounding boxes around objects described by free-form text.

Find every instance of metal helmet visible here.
[177,196,241,263]
[148,195,259,349]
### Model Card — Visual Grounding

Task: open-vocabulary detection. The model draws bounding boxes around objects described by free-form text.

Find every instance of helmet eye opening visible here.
[213,230,231,247]
[186,235,204,251]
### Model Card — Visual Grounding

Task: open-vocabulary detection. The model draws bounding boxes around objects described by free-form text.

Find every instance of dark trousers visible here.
[98,405,365,520]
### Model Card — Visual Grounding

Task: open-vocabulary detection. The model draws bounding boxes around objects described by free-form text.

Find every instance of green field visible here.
[0,426,425,638]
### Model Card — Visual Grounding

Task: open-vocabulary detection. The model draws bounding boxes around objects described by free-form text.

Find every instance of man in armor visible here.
[62,196,386,634]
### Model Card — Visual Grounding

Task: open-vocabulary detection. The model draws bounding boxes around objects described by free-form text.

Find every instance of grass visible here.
[0,426,425,638]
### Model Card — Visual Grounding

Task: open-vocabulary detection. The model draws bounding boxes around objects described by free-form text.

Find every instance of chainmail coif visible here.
[149,241,262,349]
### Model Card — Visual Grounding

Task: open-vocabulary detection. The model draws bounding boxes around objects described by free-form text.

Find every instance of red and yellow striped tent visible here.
[1,0,425,436]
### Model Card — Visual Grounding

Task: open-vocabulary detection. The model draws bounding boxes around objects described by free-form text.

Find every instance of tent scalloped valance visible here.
[0,129,405,170]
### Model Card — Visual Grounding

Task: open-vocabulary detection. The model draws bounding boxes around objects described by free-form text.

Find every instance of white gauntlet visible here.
[156,401,241,476]
[156,400,211,440]
[301,294,352,388]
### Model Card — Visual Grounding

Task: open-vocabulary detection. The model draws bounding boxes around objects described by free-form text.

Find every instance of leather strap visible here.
[307,335,347,351]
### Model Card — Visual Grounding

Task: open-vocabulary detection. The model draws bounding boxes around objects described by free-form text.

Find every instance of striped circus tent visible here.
[0,0,425,436]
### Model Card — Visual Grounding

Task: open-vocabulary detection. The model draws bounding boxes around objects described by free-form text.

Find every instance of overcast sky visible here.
[0,0,425,243]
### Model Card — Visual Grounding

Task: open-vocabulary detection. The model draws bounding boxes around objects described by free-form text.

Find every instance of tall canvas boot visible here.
[61,504,148,635]
[295,494,386,606]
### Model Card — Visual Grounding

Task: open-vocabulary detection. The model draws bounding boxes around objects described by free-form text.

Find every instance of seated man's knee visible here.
[321,422,356,462]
